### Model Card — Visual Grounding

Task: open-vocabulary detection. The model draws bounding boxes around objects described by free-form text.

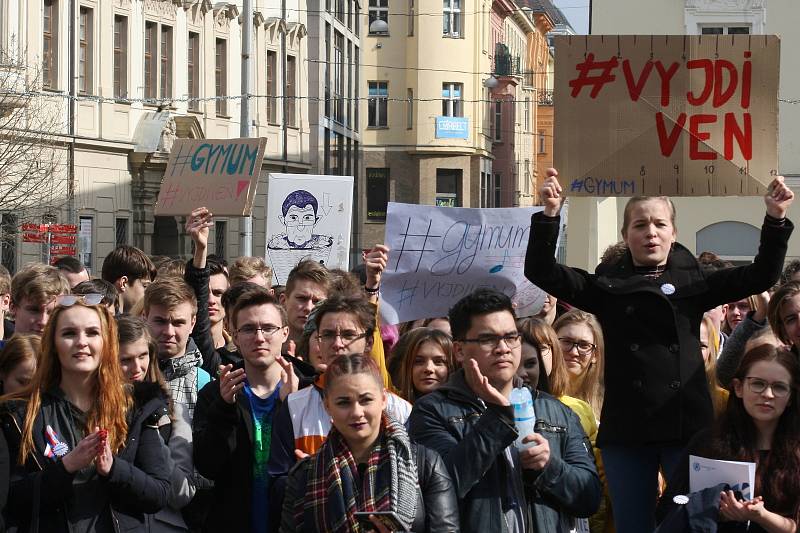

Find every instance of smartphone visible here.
[353,511,404,531]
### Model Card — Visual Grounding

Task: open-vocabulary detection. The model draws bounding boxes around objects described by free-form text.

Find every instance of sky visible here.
[553,0,590,34]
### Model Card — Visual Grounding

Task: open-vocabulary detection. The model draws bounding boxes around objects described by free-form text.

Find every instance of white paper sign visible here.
[689,455,756,499]
[266,174,353,285]
[379,203,547,325]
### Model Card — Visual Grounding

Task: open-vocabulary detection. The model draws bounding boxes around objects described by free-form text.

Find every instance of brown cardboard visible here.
[154,138,267,216]
[554,35,779,196]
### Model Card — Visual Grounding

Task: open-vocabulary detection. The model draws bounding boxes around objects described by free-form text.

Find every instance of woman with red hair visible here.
[0,294,171,532]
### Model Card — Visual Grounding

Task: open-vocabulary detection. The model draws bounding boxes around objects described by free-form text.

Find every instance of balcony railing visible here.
[538,89,553,105]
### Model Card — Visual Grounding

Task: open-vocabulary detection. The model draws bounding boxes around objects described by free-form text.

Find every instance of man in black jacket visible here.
[408,288,601,533]
[193,287,297,533]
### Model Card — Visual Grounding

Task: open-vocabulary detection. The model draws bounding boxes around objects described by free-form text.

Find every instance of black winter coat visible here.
[407,370,601,533]
[0,382,171,532]
[193,369,281,533]
[524,212,793,447]
[279,444,459,533]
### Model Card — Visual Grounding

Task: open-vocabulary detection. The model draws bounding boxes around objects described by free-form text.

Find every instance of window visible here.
[367,168,389,221]
[43,0,57,89]
[267,50,277,123]
[524,160,531,195]
[215,39,227,115]
[494,173,501,207]
[368,0,389,34]
[538,131,546,154]
[144,22,157,100]
[494,100,502,141]
[324,24,331,118]
[115,218,128,247]
[78,216,93,271]
[215,220,226,259]
[78,7,92,94]
[443,0,461,37]
[436,169,462,207]
[480,172,490,207]
[188,32,199,110]
[442,83,462,117]
[348,0,354,30]
[1,214,17,274]
[336,0,345,22]
[329,131,342,175]
[701,25,750,35]
[368,81,388,127]
[408,0,414,35]
[354,49,360,125]
[160,25,172,99]
[286,55,296,127]
[323,128,331,173]
[524,97,530,132]
[407,88,413,129]
[333,32,344,122]
[113,16,127,99]
[347,41,353,126]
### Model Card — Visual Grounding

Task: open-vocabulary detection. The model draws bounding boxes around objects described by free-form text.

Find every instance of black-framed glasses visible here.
[56,293,104,307]
[744,376,791,398]
[461,333,522,351]
[317,330,370,345]
[236,325,283,338]
[558,338,596,356]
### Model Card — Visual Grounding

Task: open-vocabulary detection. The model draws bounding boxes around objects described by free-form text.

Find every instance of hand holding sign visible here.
[185,207,214,250]
[541,169,564,217]
[764,177,794,219]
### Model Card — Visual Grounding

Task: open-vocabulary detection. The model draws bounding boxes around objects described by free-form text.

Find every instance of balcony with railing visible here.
[538,89,553,106]
[493,43,522,78]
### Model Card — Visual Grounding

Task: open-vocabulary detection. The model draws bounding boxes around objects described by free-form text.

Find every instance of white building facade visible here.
[0,0,311,274]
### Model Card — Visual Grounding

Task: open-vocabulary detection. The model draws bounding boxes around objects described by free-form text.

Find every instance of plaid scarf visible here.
[300,414,418,533]
[159,347,203,419]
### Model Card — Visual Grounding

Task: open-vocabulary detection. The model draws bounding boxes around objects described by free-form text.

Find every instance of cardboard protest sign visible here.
[554,35,779,196]
[154,138,267,216]
[380,203,547,325]
[266,174,353,285]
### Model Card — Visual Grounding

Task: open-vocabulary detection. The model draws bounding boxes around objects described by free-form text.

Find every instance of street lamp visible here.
[483,76,499,89]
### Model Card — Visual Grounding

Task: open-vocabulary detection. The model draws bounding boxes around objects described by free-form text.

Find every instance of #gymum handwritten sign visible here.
[155,138,267,216]
[554,35,779,196]
[380,202,547,325]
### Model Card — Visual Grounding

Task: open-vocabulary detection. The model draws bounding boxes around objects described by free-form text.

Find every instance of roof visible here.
[517,0,573,29]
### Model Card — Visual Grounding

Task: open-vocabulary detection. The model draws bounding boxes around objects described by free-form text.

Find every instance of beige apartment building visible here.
[0,0,311,274]
[565,0,800,270]
[359,0,555,245]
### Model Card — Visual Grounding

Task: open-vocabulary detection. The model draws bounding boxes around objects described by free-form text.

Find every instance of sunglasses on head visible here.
[56,293,105,307]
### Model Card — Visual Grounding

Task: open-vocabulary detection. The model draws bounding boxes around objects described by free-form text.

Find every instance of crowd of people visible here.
[0,172,795,532]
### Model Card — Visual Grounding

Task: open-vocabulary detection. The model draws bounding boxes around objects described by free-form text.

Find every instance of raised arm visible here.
[184,207,221,374]
[524,169,597,310]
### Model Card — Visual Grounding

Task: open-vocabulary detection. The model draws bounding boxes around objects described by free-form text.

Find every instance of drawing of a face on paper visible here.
[268,190,334,282]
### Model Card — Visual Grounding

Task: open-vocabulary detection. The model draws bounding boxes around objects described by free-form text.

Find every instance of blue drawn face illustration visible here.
[282,204,317,245]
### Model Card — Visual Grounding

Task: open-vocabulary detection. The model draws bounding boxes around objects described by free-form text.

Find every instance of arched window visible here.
[696,221,760,264]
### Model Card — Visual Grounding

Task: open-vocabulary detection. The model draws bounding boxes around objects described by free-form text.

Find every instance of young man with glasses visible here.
[193,287,298,533]
[408,288,601,533]
[267,294,412,508]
